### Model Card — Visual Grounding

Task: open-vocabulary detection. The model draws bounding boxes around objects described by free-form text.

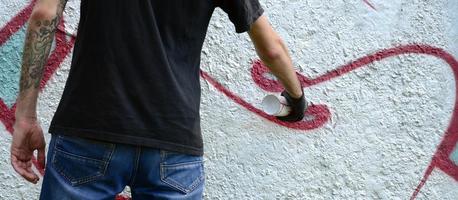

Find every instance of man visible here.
[11,0,305,199]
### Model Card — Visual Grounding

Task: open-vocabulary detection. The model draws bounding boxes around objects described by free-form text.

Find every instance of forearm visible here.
[16,1,65,118]
[248,16,303,98]
[259,40,303,98]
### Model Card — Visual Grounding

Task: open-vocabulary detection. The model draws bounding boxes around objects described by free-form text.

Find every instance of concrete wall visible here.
[0,0,457,199]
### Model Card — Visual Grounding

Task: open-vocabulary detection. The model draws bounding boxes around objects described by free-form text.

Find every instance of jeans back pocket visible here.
[160,150,205,194]
[51,134,115,186]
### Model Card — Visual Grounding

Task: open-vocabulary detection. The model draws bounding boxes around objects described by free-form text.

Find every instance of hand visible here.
[276,89,307,122]
[10,116,46,184]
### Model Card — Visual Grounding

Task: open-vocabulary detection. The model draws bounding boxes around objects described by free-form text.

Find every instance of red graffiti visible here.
[115,195,131,200]
[0,1,35,46]
[0,0,76,182]
[0,1,131,199]
[200,70,331,130]
[204,44,458,199]
[1,1,458,199]
[0,0,75,134]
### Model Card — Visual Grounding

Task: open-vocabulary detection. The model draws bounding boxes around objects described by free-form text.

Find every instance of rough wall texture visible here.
[0,0,457,199]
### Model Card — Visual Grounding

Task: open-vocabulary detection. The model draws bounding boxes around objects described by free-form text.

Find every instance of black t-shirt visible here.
[49,0,264,155]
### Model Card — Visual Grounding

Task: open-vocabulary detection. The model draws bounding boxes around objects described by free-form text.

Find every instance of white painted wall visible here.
[0,0,457,199]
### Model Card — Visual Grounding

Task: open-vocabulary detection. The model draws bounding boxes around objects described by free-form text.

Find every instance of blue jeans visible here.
[40,134,205,200]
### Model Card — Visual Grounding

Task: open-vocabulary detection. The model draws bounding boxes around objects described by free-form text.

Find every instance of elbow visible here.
[261,48,282,63]
[258,38,285,64]
[30,6,57,22]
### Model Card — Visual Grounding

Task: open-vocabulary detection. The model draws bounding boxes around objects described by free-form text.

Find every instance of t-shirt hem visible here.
[48,125,204,156]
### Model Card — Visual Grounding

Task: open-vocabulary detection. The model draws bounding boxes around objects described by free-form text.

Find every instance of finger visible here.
[11,156,39,184]
[37,147,46,170]
[12,159,39,183]
[25,162,39,180]
[24,158,41,183]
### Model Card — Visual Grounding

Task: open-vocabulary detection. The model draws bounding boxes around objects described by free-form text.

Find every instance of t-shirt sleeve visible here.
[216,0,264,33]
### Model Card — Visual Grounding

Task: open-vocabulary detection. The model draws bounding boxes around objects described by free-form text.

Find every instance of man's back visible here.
[11,0,304,199]
[50,0,238,156]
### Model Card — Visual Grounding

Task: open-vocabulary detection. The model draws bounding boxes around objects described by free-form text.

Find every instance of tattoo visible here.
[19,0,67,92]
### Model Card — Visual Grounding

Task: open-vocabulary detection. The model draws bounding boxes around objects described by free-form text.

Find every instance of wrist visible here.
[15,110,38,121]
[287,89,304,101]
[15,100,38,119]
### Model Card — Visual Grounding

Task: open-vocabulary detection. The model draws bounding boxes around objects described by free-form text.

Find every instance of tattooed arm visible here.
[11,0,67,184]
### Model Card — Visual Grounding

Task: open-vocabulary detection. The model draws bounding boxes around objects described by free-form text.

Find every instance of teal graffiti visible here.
[0,26,26,107]
[451,144,458,166]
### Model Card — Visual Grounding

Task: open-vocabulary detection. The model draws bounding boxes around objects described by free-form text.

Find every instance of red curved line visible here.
[411,163,435,200]
[0,0,37,46]
[115,195,131,200]
[253,45,458,91]
[0,101,14,133]
[218,44,458,199]
[200,70,331,130]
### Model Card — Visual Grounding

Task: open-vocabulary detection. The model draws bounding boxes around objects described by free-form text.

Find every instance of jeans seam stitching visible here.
[129,146,141,186]
[100,143,115,178]
[161,160,203,168]
[160,165,187,193]
[74,173,104,185]
[53,150,106,185]
[54,149,107,164]
[188,164,205,192]
[160,162,204,194]
[160,150,167,164]
[52,154,99,185]
[51,135,115,186]
[55,136,114,163]
[102,143,115,160]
